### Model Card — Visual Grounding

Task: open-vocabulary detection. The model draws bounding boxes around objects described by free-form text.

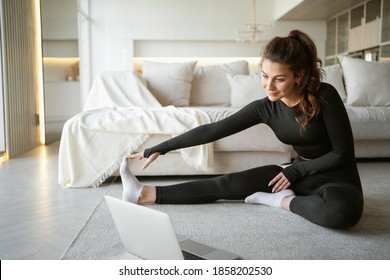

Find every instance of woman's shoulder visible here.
[239,97,273,121]
[250,97,275,111]
[318,82,344,104]
[245,96,272,107]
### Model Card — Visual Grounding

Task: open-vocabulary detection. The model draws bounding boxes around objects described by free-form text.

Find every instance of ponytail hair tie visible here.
[288,33,297,38]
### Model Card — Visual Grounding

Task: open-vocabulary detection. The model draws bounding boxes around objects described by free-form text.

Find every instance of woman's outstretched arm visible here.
[143,100,266,158]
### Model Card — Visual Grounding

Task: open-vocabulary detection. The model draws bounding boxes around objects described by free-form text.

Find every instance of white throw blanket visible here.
[58,71,213,188]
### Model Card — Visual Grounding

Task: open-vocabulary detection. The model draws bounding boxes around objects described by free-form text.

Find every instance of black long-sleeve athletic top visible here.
[144,83,357,184]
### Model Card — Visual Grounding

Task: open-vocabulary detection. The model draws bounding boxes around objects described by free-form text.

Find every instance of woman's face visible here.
[260,59,301,107]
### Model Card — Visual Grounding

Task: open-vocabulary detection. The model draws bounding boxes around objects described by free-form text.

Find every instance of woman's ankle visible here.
[280,195,295,211]
[138,186,156,204]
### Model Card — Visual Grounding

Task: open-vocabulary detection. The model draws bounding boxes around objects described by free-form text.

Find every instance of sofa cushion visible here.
[322,64,347,102]
[227,74,267,107]
[142,60,197,107]
[346,106,390,140]
[339,56,390,106]
[190,60,249,107]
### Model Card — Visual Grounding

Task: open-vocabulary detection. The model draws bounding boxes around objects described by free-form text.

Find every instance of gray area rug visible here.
[62,163,390,260]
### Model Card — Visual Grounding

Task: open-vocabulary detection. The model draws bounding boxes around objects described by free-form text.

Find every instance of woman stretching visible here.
[121,30,364,229]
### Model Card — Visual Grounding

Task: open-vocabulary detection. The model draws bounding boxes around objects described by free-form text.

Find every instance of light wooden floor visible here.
[0,141,200,260]
[0,142,113,260]
[1,141,389,260]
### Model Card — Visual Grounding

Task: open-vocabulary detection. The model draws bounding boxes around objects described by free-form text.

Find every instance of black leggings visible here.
[155,164,364,229]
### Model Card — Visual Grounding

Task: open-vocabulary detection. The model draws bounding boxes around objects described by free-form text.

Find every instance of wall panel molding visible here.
[0,0,43,158]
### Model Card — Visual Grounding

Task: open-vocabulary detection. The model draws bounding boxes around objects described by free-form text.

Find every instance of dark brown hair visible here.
[260,29,324,129]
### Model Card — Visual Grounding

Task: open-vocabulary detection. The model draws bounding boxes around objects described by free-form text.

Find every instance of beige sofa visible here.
[58,56,390,188]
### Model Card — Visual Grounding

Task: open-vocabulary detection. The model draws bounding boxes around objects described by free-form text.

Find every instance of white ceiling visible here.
[278,0,366,20]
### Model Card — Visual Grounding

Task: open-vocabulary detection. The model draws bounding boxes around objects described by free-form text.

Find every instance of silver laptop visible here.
[105,195,243,260]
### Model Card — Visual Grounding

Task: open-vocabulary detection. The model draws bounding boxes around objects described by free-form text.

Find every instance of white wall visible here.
[78,0,326,106]
[41,0,78,40]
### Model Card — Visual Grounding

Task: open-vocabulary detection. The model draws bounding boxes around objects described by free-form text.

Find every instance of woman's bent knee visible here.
[318,186,363,228]
[291,185,364,228]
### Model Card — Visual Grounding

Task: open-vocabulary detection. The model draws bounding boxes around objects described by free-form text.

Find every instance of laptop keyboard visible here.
[182,250,205,260]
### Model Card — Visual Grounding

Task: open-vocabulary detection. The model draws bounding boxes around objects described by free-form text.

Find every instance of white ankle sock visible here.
[120,157,143,203]
[245,189,295,208]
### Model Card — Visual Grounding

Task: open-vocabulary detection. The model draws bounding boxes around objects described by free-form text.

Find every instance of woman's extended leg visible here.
[155,165,286,204]
[121,163,284,204]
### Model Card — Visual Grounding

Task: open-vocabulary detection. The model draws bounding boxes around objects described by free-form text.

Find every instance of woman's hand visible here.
[268,172,291,193]
[127,151,160,170]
